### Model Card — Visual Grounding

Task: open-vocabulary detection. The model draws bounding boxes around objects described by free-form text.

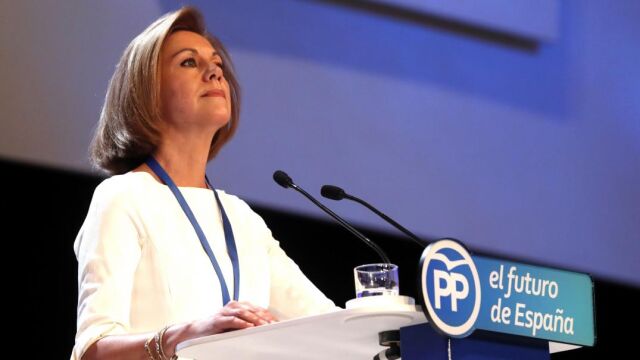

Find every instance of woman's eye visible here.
[180,58,197,67]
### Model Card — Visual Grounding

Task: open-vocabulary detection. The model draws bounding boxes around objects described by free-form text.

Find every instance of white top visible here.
[70,171,338,360]
[177,300,423,360]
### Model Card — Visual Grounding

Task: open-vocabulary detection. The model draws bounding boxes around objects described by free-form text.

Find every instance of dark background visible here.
[4,158,636,358]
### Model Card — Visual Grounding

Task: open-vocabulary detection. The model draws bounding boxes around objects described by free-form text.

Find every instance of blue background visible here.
[1,0,638,286]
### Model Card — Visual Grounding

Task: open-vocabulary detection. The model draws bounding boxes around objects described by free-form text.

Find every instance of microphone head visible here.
[273,170,294,189]
[321,185,346,200]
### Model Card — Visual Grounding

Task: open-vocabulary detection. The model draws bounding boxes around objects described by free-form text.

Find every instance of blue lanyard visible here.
[145,156,240,305]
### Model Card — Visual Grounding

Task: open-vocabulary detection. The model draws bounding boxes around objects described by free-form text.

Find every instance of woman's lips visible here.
[202,89,225,98]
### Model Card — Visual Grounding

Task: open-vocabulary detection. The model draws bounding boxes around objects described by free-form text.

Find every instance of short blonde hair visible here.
[90,6,240,174]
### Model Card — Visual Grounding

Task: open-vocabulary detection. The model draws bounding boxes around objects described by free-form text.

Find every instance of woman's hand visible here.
[197,300,279,333]
[163,301,279,357]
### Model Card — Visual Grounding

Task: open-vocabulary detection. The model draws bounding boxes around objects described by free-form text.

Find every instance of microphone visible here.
[321,184,428,248]
[273,170,391,264]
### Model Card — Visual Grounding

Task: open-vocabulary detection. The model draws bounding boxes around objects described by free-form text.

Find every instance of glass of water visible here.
[354,263,399,298]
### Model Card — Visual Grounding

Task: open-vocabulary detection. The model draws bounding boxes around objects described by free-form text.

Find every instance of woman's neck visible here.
[148,133,212,189]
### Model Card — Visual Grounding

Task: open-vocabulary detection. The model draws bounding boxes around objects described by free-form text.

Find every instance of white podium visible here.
[175,297,580,359]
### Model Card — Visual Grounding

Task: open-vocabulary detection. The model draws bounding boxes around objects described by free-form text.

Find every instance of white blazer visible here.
[71,172,338,359]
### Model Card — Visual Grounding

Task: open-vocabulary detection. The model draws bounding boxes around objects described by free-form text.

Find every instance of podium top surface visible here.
[176,299,580,359]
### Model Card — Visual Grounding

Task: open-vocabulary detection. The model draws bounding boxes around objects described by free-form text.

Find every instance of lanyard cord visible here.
[146,156,240,305]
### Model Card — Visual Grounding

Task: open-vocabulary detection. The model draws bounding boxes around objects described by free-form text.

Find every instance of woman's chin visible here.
[198,111,230,128]
[208,117,231,131]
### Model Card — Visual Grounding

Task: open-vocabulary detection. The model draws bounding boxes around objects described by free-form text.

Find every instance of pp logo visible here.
[419,239,481,337]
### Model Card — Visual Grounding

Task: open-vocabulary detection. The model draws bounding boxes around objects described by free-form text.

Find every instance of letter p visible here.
[433,269,469,312]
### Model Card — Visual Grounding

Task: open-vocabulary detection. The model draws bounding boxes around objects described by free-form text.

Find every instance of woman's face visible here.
[158,31,231,133]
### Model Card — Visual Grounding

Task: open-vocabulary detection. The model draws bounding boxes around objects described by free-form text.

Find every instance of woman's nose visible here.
[206,63,222,82]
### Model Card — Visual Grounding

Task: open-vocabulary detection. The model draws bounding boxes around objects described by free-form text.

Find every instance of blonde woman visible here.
[72,7,337,360]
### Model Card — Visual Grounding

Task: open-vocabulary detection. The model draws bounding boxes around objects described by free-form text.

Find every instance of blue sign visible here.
[418,239,595,346]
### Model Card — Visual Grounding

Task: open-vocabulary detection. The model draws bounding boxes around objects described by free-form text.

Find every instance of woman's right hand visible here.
[193,300,279,334]
[163,301,279,357]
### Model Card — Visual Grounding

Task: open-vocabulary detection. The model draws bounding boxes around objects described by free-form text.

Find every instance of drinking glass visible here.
[354,263,399,298]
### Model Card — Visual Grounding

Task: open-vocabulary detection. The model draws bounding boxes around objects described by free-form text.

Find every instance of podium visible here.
[175,297,580,359]
[176,237,594,358]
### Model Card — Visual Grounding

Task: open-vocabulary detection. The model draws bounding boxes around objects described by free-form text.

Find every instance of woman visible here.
[72,6,337,360]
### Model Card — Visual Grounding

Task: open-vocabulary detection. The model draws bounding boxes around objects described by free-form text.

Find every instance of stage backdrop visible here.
[1,0,638,286]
